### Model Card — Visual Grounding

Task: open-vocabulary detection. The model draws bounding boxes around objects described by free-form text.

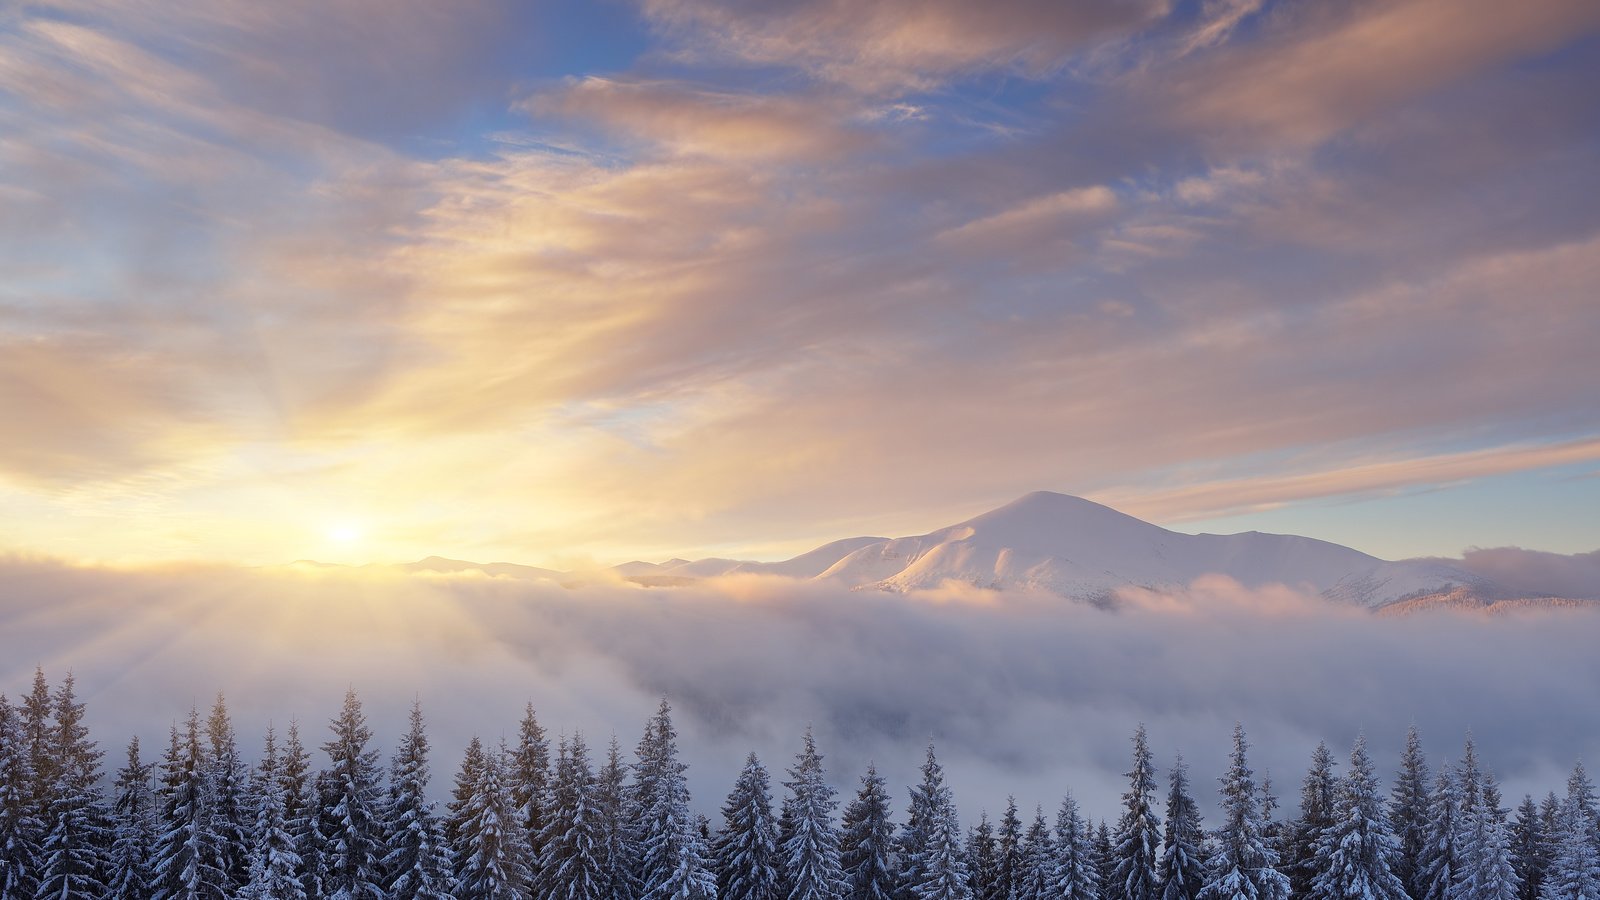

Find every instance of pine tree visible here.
[1199,724,1290,900]
[1512,796,1549,900]
[634,701,715,900]
[840,765,894,900]
[1096,822,1118,898]
[203,694,249,893]
[152,709,227,900]
[993,798,1022,900]
[1420,765,1464,900]
[452,743,530,900]
[1160,756,1206,900]
[1539,780,1600,900]
[1391,727,1432,900]
[34,672,110,900]
[0,694,43,900]
[716,753,779,900]
[538,734,606,900]
[447,738,487,853]
[903,749,969,900]
[20,671,53,831]
[1287,743,1338,900]
[1454,773,1520,900]
[382,703,453,900]
[1309,735,1406,900]
[1113,725,1162,900]
[238,727,306,900]
[1052,793,1100,900]
[509,703,552,887]
[596,737,639,900]
[281,722,322,900]
[783,729,845,900]
[107,737,158,900]
[319,689,385,900]
[1016,808,1053,900]
[965,814,997,900]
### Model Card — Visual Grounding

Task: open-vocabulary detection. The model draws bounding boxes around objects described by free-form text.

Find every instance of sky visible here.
[4,0,1600,568]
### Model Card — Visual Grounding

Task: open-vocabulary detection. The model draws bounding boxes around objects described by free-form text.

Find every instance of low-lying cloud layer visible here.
[4,557,1597,821]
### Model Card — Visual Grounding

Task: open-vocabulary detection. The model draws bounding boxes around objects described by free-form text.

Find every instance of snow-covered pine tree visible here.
[152,709,227,900]
[965,813,997,900]
[1539,778,1600,900]
[633,701,715,900]
[281,721,322,900]
[782,728,845,900]
[447,737,487,854]
[1390,727,1432,900]
[993,798,1022,900]
[1459,739,1486,826]
[839,765,894,900]
[107,737,158,900]
[1160,756,1206,900]
[382,702,453,900]
[897,747,940,900]
[1286,742,1338,900]
[1454,773,1520,900]
[1308,734,1406,900]
[1561,766,1597,852]
[1016,808,1053,900]
[0,694,42,900]
[1263,773,1283,858]
[20,672,53,832]
[1198,724,1290,900]
[452,741,530,900]
[596,737,639,900]
[1097,821,1118,898]
[1512,795,1549,900]
[1052,793,1100,900]
[319,689,385,900]
[1113,725,1162,900]
[1420,765,1464,900]
[34,672,110,900]
[510,703,552,888]
[715,753,779,900]
[538,733,606,900]
[238,727,306,900]
[905,752,969,900]
[203,694,249,893]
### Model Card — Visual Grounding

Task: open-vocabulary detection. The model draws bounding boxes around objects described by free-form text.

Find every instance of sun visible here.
[325,523,364,544]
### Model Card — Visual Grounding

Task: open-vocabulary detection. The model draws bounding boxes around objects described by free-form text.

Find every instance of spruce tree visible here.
[994,798,1022,900]
[34,672,110,900]
[238,727,306,900]
[716,753,780,900]
[1420,765,1464,900]
[320,689,385,900]
[151,710,227,900]
[0,694,42,900]
[203,694,249,893]
[1287,743,1338,900]
[840,765,894,900]
[1512,796,1549,900]
[538,734,606,900]
[1309,735,1406,900]
[1113,725,1162,900]
[282,722,322,900]
[20,671,53,831]
[1454,773,1520,900]
[107,737,158,900]
[382,703,453,900]
[965,813,997,900]
[1199,724,1290,900]
[904,749,969,900]
[1096,821,1117,898]
[1052,793,1100,900]
[1391,727,1432,900]
[596,737,639,900]
[1161,756,1206,900]
[447,737,486,853]
[452,742,529,900]
[509,703,552,887]
[1539,783,1600,900]
[783,729,845,900]
[634,701,715,900]
[1016,808,1053,900]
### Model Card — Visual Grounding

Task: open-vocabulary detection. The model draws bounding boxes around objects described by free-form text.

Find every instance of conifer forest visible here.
[1,670,1595,900]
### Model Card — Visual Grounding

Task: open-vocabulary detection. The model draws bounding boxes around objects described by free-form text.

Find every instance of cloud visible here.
[1427,547,1600,600]
[3,558,1599,820]
[639,0,1170,92]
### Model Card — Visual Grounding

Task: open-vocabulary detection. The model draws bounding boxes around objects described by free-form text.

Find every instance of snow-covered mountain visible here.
[608,491,1493,607]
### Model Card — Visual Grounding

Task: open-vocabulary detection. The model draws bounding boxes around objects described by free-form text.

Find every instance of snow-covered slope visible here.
[810,492,1489,607]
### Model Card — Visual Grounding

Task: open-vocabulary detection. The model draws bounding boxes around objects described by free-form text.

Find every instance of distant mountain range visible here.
[345,491,1593,610]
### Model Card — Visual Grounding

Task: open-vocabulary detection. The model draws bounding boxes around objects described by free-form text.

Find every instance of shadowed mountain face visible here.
[382,492,1542,608]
